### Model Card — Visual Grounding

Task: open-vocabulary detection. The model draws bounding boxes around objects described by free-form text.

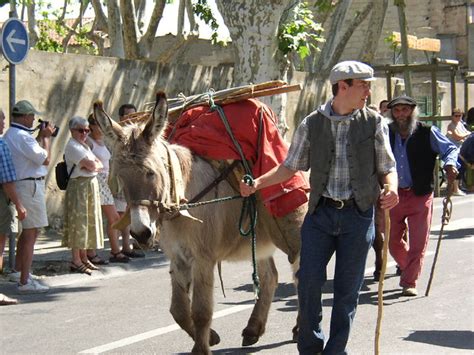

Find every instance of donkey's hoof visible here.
[242,334,259,347]
[209,328,221,346]
[191,345,211,355]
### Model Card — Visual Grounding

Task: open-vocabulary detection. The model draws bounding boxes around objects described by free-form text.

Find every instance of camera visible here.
[37,119,59,137]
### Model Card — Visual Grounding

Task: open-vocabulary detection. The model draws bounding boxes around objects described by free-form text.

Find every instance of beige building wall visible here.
[0,50,472,228]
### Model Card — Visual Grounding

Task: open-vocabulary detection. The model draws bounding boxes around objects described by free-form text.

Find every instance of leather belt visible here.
[22,177,45,181]
[399,187,411,191]
[320,196,355,209]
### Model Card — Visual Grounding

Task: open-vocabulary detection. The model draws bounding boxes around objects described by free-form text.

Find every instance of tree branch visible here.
[139,0,166,57]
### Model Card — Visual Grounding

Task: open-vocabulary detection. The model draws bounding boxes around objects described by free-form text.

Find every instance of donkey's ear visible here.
[143,91,168,143]
[93,101,126,143]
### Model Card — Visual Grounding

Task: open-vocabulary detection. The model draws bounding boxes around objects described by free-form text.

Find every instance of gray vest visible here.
[307,108,380,214]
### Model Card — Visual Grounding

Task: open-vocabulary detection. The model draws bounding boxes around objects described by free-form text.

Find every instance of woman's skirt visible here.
[62,176,105,249]
[97,172,115,205]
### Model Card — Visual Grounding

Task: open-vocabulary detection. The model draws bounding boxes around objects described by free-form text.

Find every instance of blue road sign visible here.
[1,18,30,65]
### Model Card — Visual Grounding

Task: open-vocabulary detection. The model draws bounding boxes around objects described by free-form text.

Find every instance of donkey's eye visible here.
[146,171,155,179]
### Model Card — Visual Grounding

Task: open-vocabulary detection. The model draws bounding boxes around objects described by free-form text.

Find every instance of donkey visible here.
[93,92,306,355]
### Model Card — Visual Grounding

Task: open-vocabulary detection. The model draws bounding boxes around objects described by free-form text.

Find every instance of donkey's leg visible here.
[190,259,216,355]
[169,258,194,340]
[273,205,305,342]
[242,256,278,346]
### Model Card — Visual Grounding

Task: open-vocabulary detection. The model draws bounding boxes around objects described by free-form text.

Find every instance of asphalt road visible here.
[1,194,473,354]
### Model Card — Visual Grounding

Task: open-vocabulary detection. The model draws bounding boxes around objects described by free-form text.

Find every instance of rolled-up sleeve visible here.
[374,116,397,174]
[283,117,310,171]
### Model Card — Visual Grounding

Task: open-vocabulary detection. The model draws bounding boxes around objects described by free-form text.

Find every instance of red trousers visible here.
[389,189,433,288]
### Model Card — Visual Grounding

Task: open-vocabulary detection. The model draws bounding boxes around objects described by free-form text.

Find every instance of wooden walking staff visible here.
[375,184,391,355]
[425,181,454,296]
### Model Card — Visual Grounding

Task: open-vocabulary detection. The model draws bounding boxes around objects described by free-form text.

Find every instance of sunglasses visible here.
[74,128,90,134]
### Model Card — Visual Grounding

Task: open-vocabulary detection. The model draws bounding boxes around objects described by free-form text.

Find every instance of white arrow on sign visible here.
[6,29,26,53]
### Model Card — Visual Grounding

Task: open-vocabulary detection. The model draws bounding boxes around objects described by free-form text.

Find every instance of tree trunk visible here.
[358,0,388,63]
[185,0,198,34]
[177,0,185,40]
[139,0,166,58]
[329,2,373,69]
[107,0,125,58]
[314,0,353,74]
[26,1,39,47]
[120,0,140,59]
[215,0,295,135]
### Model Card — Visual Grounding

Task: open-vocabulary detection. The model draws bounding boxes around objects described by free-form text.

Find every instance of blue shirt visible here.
[393,126,459,188]
[0,138,17,184]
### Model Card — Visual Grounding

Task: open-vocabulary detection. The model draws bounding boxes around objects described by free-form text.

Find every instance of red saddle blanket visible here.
[166,99,309,217]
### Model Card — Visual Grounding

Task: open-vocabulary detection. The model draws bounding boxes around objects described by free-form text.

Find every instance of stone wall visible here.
[0,50,471,229]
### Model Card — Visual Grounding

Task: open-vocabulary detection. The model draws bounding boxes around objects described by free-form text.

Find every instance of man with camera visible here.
[4,100,56,293]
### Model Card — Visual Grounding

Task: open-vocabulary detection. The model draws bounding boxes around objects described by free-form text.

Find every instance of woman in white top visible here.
[62,116,104,275]
[87,115,130,263]
[447,109,471,147]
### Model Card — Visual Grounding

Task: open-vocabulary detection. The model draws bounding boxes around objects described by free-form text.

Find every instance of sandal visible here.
[70,262,93,275]
[82,259,100,271]
[122,249,145,258]
[0,293,18,306]
[88,254,109,265]
[109,252,130,263]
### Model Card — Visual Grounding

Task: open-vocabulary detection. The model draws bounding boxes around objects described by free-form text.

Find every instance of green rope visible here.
[208,95,260,298]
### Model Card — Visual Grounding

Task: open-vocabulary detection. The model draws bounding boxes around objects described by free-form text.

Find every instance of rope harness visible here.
[131,92,263,298]
[208,94,261,298]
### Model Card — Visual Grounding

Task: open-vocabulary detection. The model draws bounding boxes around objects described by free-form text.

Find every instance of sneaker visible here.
[452,190,466,196]
[8,271,36,283]
[17,279,49,294]
[402,287,418,297]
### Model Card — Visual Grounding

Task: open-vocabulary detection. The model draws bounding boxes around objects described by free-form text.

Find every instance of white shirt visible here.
[65,138,98,179]
[88,138,111,174]
[4,124,48,180]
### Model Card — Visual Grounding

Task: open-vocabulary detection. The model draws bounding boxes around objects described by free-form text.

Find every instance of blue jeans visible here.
[297,204,374,355]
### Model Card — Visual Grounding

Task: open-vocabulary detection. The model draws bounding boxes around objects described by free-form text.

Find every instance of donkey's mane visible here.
[114,121,193,185]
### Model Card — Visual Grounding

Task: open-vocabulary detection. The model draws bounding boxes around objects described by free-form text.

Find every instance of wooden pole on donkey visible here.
[375,184,390,355]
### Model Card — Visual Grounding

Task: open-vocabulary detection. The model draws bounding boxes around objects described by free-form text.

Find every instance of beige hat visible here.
[12,100,42,115]
[329,61,376,85]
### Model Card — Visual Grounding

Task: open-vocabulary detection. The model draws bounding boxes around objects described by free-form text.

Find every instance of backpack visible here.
[55,157,76,190]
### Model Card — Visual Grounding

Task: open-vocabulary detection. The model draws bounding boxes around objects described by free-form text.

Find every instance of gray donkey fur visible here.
[93,92,306,355]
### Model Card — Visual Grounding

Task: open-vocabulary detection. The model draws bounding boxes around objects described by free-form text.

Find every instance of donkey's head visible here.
[94,92,175,247]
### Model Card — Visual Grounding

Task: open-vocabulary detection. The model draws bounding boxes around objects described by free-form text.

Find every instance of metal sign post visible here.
[1,15,30,270]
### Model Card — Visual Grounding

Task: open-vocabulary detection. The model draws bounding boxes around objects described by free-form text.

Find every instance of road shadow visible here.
[0,284,98,304]
[177,339,295,354]
[404,330,474,350]
[429,227,474,241]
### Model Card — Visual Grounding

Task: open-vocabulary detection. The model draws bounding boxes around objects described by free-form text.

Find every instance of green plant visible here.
[278,2,324,60]
[193,0,225,46]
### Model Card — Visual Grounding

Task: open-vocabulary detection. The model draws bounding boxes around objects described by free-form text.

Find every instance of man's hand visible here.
[239,179,257,197]
[444,165,458,183]
[38,122,55,138]
[379,187,399,210]
[15,203,27,221]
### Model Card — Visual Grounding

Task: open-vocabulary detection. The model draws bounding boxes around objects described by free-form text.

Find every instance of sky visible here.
[0,1,230,40]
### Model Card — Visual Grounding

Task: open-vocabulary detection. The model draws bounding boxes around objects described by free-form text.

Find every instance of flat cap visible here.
[329,60,375,85]
[12,100,42,115]
[387,95,417,108]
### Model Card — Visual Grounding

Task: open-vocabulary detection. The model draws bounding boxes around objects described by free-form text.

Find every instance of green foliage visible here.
[192,0,224,46]
[384,33,398,51]
[313,0,335,13]
[278,2,324,60]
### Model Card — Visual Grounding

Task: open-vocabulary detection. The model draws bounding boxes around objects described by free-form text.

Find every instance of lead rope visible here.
[208,94,260,299]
